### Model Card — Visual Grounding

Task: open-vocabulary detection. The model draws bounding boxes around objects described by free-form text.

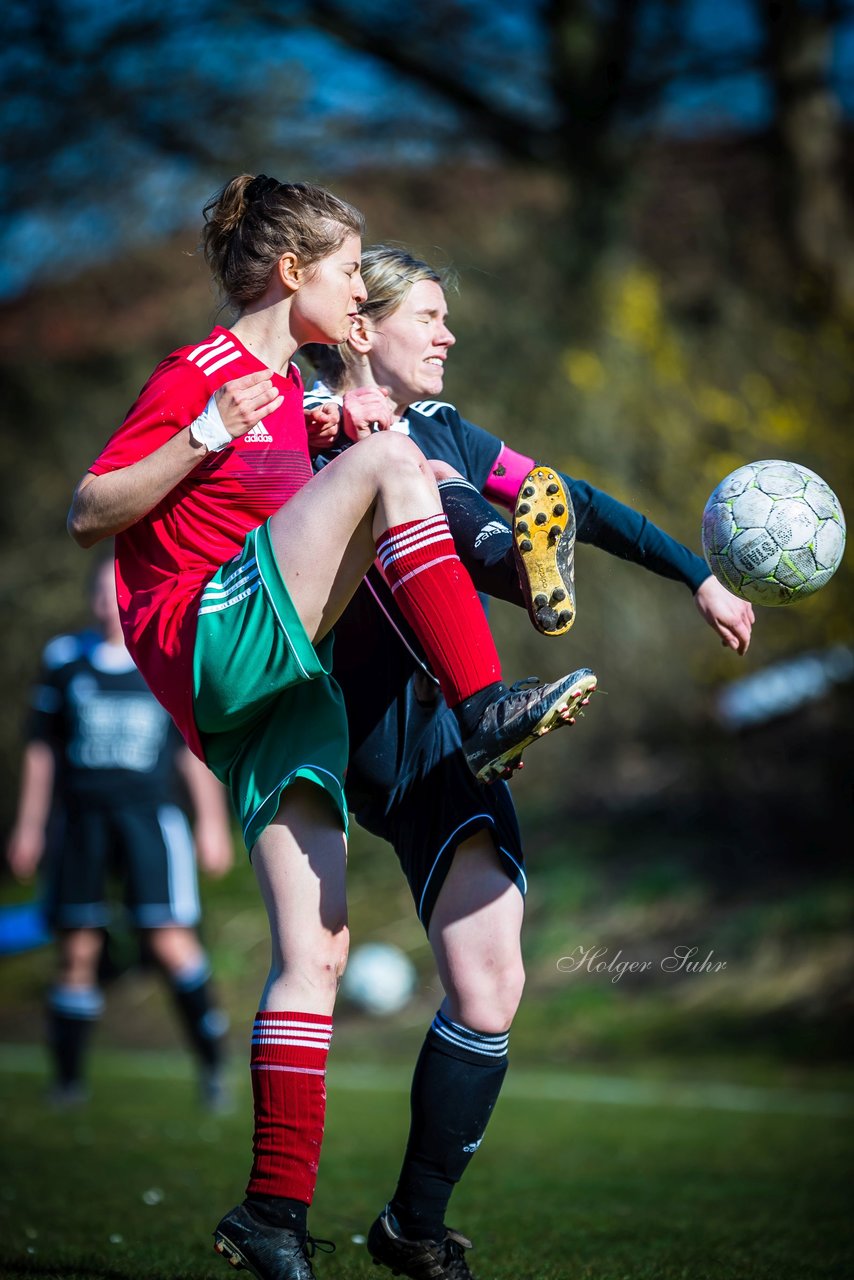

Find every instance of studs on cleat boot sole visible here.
[546,483,559,495]
[553,503,566,516]
[516,521,529,534]
[519,539,532,552]
[551,588,566,602]
[517,502,531,515]
[535,512,548,525]
[522,485,535,498]
[558,610,573,627]
[550,526,562,539]
[534,593,548,608]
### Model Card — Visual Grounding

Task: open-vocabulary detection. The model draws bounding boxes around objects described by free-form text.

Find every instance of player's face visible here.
[365,279,456,409]
[293,233,366,345]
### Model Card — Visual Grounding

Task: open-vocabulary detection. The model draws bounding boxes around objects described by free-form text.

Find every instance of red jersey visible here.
[88,327,313,757]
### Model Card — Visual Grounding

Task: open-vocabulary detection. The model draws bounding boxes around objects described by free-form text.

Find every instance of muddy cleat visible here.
[213,1204,334,1280]
[461,669,597,784]
[367,1208,476,1280]
[512,466,576,636]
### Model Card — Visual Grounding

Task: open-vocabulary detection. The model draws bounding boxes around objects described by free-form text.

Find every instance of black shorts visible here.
[43,798,201,931]
[349,708,526,930]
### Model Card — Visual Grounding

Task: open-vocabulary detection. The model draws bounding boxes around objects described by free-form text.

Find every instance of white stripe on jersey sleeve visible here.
[409,399,456,418]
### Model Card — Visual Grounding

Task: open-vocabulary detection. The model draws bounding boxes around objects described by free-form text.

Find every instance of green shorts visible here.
[192,520,349,854]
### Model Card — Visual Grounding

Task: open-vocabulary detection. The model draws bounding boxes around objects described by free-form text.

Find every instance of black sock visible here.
[47,985,104,1089]
[438,478,523,608]
[453,681,506,739]
[168,960,228,1070]
[390,1010,509,1240]
[244,1194,308,1235]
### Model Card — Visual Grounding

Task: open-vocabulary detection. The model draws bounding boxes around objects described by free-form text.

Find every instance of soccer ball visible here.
[701,459,846,606]
[340,943,417,1016]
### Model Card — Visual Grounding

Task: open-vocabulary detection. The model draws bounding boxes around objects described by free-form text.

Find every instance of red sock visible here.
[245,1011,333,1205]
[376,515,502,706]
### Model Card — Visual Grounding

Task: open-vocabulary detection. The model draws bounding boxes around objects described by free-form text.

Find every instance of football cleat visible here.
[213,1204,334,1280]
[367,1208,477,1280]
[461,669,597,784]
[513,467,576,635]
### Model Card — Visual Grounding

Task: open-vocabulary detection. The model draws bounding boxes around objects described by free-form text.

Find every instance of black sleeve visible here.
[560,470,711,592]
[452,413,503,490]
[24,659,65,747]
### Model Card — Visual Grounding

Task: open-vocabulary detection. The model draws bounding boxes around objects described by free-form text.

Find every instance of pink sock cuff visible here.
[482,444,536,509]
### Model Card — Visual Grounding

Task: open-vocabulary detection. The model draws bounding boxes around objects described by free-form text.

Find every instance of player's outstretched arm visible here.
[7,741,55,880]
[176,748,235,878]
[693,576,755,655]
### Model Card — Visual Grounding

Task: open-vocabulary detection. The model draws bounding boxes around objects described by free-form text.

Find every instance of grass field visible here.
[2,1043,852,1280]
[2,808,852,1279]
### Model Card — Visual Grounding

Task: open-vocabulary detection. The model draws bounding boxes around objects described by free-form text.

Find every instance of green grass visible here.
[2,1047,852,1280]
[2,815,852,1276]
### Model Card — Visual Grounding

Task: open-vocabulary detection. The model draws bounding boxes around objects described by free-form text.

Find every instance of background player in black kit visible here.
[7,554,235,1109]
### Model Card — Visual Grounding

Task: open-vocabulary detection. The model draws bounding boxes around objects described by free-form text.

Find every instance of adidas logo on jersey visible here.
[244,422,273,443]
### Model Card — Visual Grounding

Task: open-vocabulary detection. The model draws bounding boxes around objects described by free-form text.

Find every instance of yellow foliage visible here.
[742,373,774,408]
[695,385,745,428]
[563,348,605,391]
[702,453,748,490]
[608,267,662,350]
[652,337,685,384]
[759,402,807,444]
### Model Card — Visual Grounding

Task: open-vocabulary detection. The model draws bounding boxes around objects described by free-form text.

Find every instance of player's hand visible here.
[215,370,284,439]
[6,824,45,881]
[194,823,234,878]
[694,575,755,656]
[306,401,341,449]
[342,386,395,441]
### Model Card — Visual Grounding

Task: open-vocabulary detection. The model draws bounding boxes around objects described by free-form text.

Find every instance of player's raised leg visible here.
[267,431,597,782]
[432,466,577,639]
[513,466,577,636]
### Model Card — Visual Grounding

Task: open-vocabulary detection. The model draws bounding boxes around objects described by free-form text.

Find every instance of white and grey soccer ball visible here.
[341,943,417,1016]
[701,460,846,606]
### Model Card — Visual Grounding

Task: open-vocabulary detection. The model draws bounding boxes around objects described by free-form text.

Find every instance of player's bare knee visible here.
[430,459,463,482]
[306,924,350,991]
[451,961,525,1032]
[364,429,430,481]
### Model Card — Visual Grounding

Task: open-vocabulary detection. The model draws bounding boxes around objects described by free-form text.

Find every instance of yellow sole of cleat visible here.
[513,467,576,636]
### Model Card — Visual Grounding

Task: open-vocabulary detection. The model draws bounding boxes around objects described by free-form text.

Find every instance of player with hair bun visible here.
[67,177,599,1280]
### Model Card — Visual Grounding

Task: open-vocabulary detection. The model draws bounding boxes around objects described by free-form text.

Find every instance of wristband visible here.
[187,395,233,454]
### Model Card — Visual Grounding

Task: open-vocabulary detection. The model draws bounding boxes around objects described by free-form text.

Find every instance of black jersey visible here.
[310,389,710,816]
[26,630,182,805]
[306,387,710,590]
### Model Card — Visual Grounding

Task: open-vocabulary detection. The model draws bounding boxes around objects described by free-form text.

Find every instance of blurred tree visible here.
[759,0,854,312]
[3,0,852,305]
[1,2,851,848]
